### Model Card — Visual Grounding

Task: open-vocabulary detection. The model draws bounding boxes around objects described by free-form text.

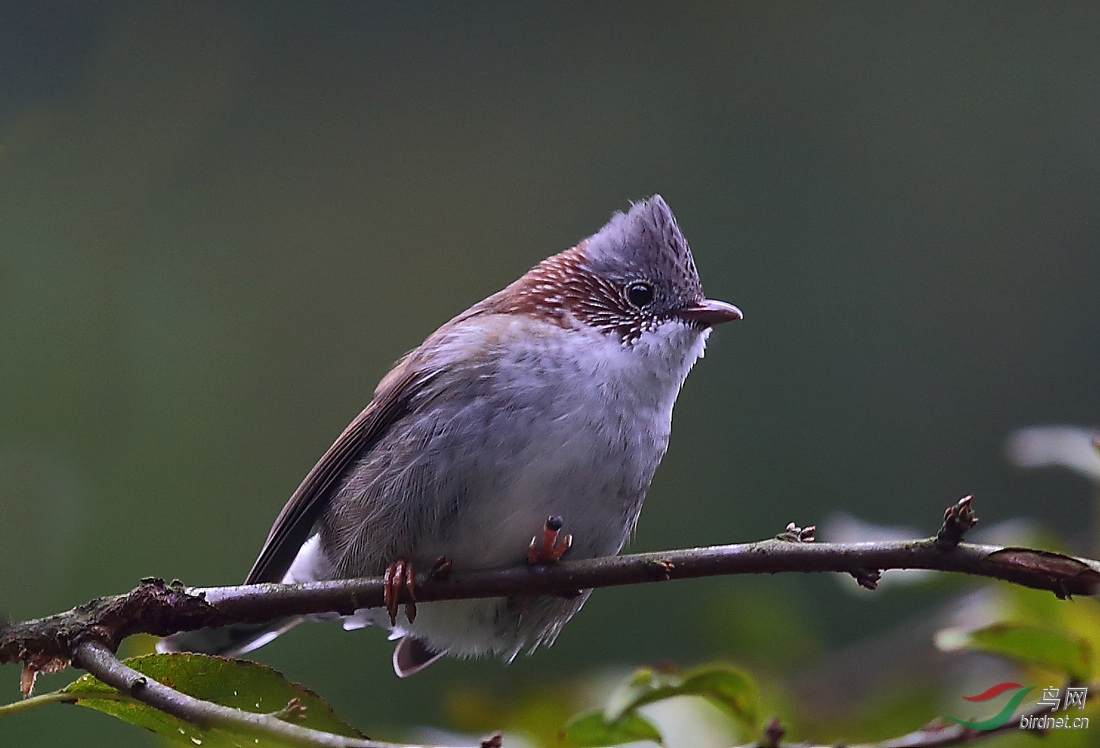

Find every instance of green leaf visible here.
[938,623,1092,681]
[603,664,758,730]
[604,667,661,722]
[58,652,364,747]
[562,708,663,747]
[677,665,758,726]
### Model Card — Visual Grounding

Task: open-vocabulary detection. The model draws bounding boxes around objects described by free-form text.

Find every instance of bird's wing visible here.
[245,357,438,584]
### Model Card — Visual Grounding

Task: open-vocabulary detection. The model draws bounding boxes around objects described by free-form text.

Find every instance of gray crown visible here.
[580,194,706,311]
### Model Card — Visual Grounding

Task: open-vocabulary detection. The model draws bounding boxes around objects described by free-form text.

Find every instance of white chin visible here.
[635,319,709,382]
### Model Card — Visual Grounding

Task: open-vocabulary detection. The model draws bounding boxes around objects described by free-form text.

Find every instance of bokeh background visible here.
[2,3,1099,746]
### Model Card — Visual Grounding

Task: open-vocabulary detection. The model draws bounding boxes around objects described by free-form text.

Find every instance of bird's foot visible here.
[383,558,417,626]
[528,515,573,564]
[429,555,453,579]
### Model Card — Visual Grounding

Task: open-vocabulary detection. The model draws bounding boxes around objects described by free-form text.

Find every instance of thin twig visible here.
[71,639,467,748]
[737,689,1076,748]
[0,687,129,716]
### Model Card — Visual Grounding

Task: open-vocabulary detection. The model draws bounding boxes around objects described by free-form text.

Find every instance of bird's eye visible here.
[626,281,655,308]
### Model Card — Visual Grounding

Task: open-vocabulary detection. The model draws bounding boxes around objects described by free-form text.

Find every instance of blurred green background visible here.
[2,2,1099,745]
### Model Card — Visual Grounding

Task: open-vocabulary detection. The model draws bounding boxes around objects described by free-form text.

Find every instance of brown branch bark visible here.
[191,537,1100,624]
[4,517,1098,680]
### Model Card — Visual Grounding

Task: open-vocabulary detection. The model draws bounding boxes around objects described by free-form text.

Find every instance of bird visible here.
[159,194,741,676]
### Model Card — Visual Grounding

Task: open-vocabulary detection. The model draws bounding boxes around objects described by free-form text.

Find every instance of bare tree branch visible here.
[3,498,1099,683]
[192,538,1099,624]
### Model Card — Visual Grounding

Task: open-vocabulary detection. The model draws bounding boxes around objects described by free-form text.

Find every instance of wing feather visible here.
[245,358,436,584]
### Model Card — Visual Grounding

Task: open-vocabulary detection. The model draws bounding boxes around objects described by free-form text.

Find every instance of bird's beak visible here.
[678,298,743,327]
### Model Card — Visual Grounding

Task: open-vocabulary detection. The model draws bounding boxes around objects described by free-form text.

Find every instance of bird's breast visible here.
[323,313,705,575]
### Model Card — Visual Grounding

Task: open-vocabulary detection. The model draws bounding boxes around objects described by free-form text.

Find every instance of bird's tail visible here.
[156,617,304,657]
[159,534,333,656]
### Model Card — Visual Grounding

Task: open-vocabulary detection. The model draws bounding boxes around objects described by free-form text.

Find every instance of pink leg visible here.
[528,515,573,564]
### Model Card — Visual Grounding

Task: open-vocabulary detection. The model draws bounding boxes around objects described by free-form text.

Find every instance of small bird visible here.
[160,195,741,676]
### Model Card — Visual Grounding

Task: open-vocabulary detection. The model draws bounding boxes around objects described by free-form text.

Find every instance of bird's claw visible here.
[383,558,417,626]
[528,515,573,564]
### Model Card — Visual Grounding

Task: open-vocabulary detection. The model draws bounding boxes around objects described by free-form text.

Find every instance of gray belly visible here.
[315,321,684,658]
[322,372,668,576]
